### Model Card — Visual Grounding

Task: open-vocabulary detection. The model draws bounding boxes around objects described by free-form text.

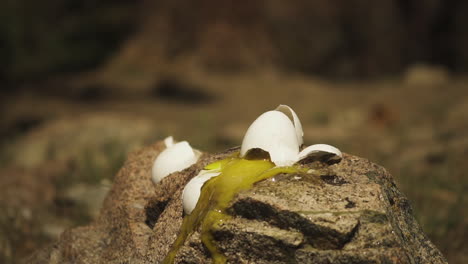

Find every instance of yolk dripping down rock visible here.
[163,157,303,264]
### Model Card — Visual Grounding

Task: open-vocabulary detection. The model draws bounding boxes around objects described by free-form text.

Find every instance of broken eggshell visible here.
[240,105,342,166]
[152,138,200,184]
[164,136,174,147]
[182,170,221,214]
[275,104,304,146]
[240,110,300,166]
[298,144,343,163]
[181,104,343,214]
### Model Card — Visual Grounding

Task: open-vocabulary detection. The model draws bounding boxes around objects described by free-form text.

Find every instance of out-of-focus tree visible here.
[2,0,468,87]
[0,0,140,84]
[108,0,468,80]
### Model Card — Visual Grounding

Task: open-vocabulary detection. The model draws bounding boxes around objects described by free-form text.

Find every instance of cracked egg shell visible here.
[297,144,343,163]
[275,104,304,146]
[182,170,221,214]
[152,141,199,184]
[240,110,300,166]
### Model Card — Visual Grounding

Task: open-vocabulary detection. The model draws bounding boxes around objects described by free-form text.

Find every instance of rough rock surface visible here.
[26,141,447,264]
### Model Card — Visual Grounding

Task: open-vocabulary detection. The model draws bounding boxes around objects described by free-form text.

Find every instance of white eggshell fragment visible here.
[275,104,304,146]
[164,136,174,147]
[182,170,221,214]
[152,141,199,184]
[297,144,343,163]
[241,110,300,166]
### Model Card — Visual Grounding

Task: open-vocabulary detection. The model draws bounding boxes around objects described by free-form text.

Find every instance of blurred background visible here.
[0,0,467,263]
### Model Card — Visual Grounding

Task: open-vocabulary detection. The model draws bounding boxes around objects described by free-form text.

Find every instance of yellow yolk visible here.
[163,157,303,264]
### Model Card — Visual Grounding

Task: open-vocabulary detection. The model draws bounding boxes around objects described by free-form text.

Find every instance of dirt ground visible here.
[0,66,467,263]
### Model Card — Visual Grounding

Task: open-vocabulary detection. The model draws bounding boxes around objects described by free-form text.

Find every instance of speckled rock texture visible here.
[26,141,447,264]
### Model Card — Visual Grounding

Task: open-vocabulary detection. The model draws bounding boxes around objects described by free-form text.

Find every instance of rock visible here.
[0,163,67,262]
[62,183,111,219]
[0,113,161,262]
[26,141,447,264]
[4,113,160,169]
